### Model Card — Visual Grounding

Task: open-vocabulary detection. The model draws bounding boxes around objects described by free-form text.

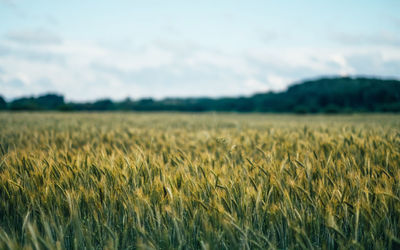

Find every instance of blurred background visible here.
[0,0,399,109]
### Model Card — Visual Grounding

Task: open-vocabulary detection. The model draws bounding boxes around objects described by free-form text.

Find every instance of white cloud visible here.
[1,34,400,101]
[266,75,292,92]
[6,29,62,45]
[329,54,355,76]
[333,31,400,47]
[244,78,269,93]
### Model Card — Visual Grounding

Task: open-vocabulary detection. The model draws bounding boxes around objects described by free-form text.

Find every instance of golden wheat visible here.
[0,113,399,249]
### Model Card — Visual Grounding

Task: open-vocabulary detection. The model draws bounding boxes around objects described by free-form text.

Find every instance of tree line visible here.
[1,76,399,113]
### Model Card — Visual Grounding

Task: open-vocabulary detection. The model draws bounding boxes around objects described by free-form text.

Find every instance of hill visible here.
[1,76,400,113]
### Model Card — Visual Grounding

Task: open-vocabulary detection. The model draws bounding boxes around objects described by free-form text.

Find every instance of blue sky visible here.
[1,0,400,101]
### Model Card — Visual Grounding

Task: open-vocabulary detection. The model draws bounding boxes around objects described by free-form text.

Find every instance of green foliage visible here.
[0,113,399,249]
[9,94,64,111]
[2,76,400,112]
[0,96,6,110]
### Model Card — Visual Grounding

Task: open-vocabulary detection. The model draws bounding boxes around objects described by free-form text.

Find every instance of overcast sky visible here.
[1,0,400,101]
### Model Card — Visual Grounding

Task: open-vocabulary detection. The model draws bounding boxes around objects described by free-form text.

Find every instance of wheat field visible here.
[0,113,399,249]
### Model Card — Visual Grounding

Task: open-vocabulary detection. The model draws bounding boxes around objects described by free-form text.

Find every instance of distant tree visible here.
[92,99,114,110]
[36,94,64,110]
[10,94,64,111]
[0,95,6,110]
[138,98,154,104]
[4,76,400,112]
[293,105,309,114]
[118,98,135,110]
[57,104,74,112]
[324,104,340,114]
[10,97,39,110]
[235,97,254,112]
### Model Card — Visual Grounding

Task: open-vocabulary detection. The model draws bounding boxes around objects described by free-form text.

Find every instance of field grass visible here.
[0,112,399,249]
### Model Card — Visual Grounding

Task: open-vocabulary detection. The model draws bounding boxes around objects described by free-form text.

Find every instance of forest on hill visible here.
[1,76,400,113]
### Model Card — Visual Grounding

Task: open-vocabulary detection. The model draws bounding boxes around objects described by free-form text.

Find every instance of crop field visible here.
[0,113,399,249]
